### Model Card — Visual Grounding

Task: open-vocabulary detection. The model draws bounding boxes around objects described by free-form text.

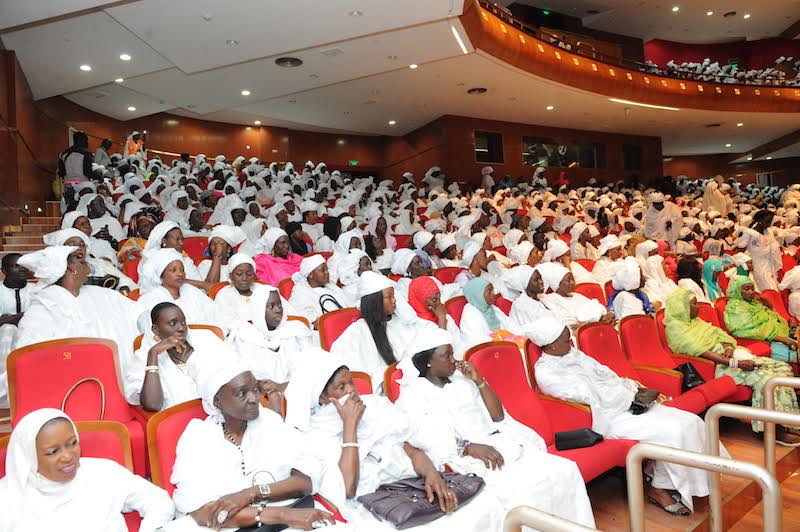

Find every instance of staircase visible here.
[0,201,62,260]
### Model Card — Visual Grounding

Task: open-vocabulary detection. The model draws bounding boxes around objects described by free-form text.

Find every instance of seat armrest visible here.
[633,365,682,398]
[538,393,593,432]
[671,354,716,381]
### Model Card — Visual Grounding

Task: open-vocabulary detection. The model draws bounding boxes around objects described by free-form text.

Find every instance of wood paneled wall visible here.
[663,154,800,188]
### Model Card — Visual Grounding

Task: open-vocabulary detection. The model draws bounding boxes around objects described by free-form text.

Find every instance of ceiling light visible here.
[706,11,714,16]
[127,106,136,111]
[348,10,363,17]
[79,64,92,72]
[725,143,732,147]
[119,53,131,61]
[225,39,239,46]
[254,120,261,125]
[241,90,251,96]
[671,6,680,12]
[114,78,124,83]
[766,156,772,160]
[388,120,396,125]
[467,87,487,94]
[546,105,555,111]
[723,11,737,17]
[246,127,252,131]
[275,57,303,68]
[450,24,469,55]
[747,156,753,161]
[609,98,679,111]
[736,122,744,127]
[409,64,418,69]
[743,13,751,19]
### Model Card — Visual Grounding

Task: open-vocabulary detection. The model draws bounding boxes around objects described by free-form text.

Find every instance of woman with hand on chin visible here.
[0,408,174,531]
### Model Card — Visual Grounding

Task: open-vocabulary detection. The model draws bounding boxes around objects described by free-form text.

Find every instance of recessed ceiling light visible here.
[747,156,753,160]
[254,120,261,125]
[409,64,418,69]
[127,106,136,111]
[348,10,363,17]
[736,122,744,127]
[467,87,487,94]
[725,143,732,147]
[546,105,555,111]
[114,78,124,83]
[743,13,751,19]
[119,53,131,61]
[79,64,92,72]
[388,120,396,125]
[723,11,737,18]
[225,39,239,46]
[706,11,714,16]
[671,6,679,12]
[766,156,772,160]
[241,90,251,96]
[275,57,303,68]
[609,97,680,111]
[246,126,252,131]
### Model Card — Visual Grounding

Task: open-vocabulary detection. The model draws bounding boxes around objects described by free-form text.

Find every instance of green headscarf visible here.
[664,288,735,357]
[701,257,729,300]
[723,275,789,341]
[463,277,501,331]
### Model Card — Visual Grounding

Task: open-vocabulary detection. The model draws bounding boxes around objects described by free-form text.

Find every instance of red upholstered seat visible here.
[603,280,614,302]
[394,234,412,249]
[467,341,636,482]
[714,298,772,357]
[575,259,595,272]
[573,282,607,306]
[350,371,374,395]
[277,278,294,300]
[578,322,736,414]
[7,338,148,476]
[444,296,467,327]
[717,273,730,295]
[433,267,464,284]
[123,258,140,283]
[208,282,229,299]
[559,233,571,245]
[388,273,402,281]
[318,308,362,351]
[492,246,507,256]
[146,399,206,496]
[182,236,208,262]
[305,251,332,260]
[778,254,797,282]
[1,421,141,531]
[384,362,403,403]
[495,296,512,316]
[762,290,791,321]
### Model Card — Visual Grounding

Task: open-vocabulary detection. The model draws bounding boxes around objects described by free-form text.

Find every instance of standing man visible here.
[94,138,113,168]
[480,166,495,192]
[644,192,683,247]
[58,131,95,211]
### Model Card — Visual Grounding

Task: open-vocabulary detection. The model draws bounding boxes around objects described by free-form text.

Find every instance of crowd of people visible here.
[641,55,800,86]
[3,135,800,530]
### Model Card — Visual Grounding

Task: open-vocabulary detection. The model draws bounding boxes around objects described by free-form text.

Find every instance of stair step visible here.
[3,236,44,245]
[26,217,60,224]
[20,224,58,234]
[1,244,45,252]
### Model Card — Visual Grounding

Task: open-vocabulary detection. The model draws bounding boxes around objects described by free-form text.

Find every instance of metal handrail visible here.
[763,375,800,476]
[503,505,597,532]
[626,442,781,532]
[705,403,800,531]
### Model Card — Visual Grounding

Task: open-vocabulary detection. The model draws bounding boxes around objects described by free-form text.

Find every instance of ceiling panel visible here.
[106,0,463,74]
[1,11,172,100]
[64,82,175,121]
[118,20,467,115]
[0,0,119,31]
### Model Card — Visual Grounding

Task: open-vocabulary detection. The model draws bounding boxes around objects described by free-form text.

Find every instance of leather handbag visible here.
[357,472,485,529]
[674,362,706,392]
[554,428,604,450]
[61,377,106,420]
[629,388,660,415]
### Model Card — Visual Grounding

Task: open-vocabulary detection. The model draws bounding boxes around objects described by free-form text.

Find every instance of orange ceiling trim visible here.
[459,0,800,114]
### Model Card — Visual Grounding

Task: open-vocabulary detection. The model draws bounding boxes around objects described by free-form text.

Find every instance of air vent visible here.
[363,99,377,105]
[89,90,109,99]
[467,87,488,95]
[705,123,722,128]
[320,48,344,58]
[723,11,736,18]
[275,57,303,68]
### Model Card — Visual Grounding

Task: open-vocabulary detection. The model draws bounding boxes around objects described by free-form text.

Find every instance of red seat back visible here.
[698,302,721,327]
[433,267,464,284]
[278,278,294,300]
[559,233,571,245]
[208,282,229,300]
[444,296,467,327]
[576,323,637,379]
[350,371,374,395]
[466,342,554,444]
[8,339,134,427]
[604,280,614,302]
[182,237,208,262]
[305,251,332,260]
[714,297,731,332]
[318,308,362,351]
[654,309,669,348]
[717,273,730,295]
[492,246,507,256]
[123,258,140,283]
[394,234,412,249]
[495,296,512,316]
[384,363,403,403]
[524,340,543,390]
[619,315,676,367]
[573,282,607,306]
[762,290,790,321]
[575,259,595,272]
[147,399,207,496]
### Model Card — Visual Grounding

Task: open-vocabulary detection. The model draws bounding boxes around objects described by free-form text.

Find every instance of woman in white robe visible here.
[641,254,679,306]
[168,357,341,531]
[327,230,366,284]
[284,357,505,531]
[459,277,518,350]
[15,246,141,374]
[395,330,595,527]
[528,316,725,515]
[0,408,174,532]
[737,212,782,291]
[238,218,267,257]
[196,225,246,283]
[289,255,354,325]
[138,220,204,285]
[608,257,655,320]
[506,265,558,329]
[537,262,612,329]
[62,209,121,267]
[164,190,192,230]
[779,265,800,319]
[136,248,222,330]
[542,239,593,284]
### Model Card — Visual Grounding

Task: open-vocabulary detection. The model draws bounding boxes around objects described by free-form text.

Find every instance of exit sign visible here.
[348,160,360,166]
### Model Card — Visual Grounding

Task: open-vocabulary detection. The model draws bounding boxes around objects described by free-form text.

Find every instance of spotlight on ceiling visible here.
[254,120,261,125]
[114,78,124,83]
[706,11,714,16]
[275,57,303,68]
[241,90,251,96]
[225,39,239,46]
[671,6,679,12]
[546,105,555,111]
[388,120,396,125]
[409,64,419,69]
[119,53,131,61]
[736,122,744,127]
[79,64,92,72]
[725,143,732,147]
[743,13,751,19]
[127,106,136,111]
[348,10,363,17]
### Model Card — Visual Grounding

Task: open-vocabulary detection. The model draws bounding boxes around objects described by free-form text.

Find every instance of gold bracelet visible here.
[478,380,487,389]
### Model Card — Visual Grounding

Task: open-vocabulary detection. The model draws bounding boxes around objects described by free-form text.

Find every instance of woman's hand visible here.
[259,379,284,397]
[333,393,366,430]
[601,311,616,324]
[433,302,448,329]
[282,508,335,530]
[148,335,185,357]
[465,443,505,470]
[722,343,735,357]
[190,490,251,530]
[423,472,458,513]
[738,360,756,372]
[458,360,483,385]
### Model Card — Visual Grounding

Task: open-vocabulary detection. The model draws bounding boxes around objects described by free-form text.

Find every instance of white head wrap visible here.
[337,250,370,287]
[61,210,86,230]
[612,257,641,291]
[436,233,456,253]
[189,354,251,420]
[634,240,659,263]
[508,241,535,265]
[391,249,417,276]
[569,222,588,241]
[358,271,394,298]
[597,234,622,256]
[259,228,288,256]
[649,192,665,203]
[18,246,77,286]
[139,248,184,290]
[537,262,569,292]
[228,252,256,273]
[524,315,567,347]
[731,252,752,267]
[292,254,326,286]
[460,240,483,268]
[502,229,525,250]
[43,229,89,247]
[543,239,569,262]
[284,354,347,431]
[504,265,535,297]
[413,231,434,250]
[209,225,246,248]
[143,220,181,252]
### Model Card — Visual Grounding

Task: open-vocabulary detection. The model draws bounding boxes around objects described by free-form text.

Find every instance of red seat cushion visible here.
[495,296,512,316]
[278,278,294,300]
[318,308,362,351]
[575,259,595,272]
[573,283,606,306]
[148,400,207,496]
[182,237,208,262]
[445,296,467,327]
[577,323,637,379]
[433,267,464,284]
[394,234,412,249]
[548,439,637,483]
[123,258,140,284]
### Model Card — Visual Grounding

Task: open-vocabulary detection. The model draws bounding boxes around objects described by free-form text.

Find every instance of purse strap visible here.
[61,377,106,421]
[319,294,343,314]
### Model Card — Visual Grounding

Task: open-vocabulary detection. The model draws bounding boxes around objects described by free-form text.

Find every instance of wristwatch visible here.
[258,483,271,501]
[456,438,471,457]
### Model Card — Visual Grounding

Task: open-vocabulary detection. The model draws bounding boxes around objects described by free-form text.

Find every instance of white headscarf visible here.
[504,265,535,298]
[508,241,535,265]
[537,262,569,293]
[502,229,525,250]
[543,239,569,262]
[284,355,348,431]
[209,225,246,248]
[612,257,641,291]
[524,315,567,347]
[139,248,183,290]
[597,234,621,257]
[258,228,288,256]
[412,231,434,250]
[43,229,89,247]
[143,221,181,252]
[390,249,417,276]
[291,254,326,285]
[189,354,251,420]
[460,240,482,268]
[634,240,659,265]
[228,253,256,273]
[18,246,77,286]
[61,210,86,230]
[357,271,393,298]
[337,250,370,288]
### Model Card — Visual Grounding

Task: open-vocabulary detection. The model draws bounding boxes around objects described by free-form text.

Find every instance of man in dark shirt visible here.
[58,131,94,210]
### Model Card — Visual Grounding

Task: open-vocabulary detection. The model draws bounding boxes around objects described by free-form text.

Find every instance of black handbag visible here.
[674,362,706,392]
[357,472,485,529]
[319,294,343,314]
[554,428,604,450]
[629,388,660,415]
[236,495,314,532]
